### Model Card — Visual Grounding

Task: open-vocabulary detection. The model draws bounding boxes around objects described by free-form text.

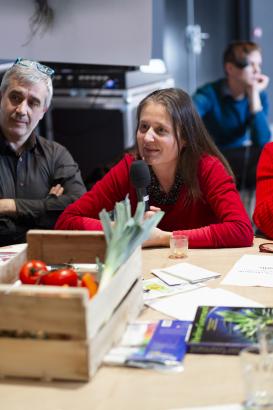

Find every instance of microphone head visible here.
[130,160,151,188]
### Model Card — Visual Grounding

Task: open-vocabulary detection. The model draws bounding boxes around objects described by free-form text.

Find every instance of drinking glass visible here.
[169,234,188,259]
[240,344,273,409]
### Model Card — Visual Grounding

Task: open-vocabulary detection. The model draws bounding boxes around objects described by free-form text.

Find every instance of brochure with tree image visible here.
[186,306,273,355]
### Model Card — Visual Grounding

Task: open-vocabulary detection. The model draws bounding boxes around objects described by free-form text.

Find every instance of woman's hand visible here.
[142,227,171,248]
[144,206,162,220]
[142,206,171,247]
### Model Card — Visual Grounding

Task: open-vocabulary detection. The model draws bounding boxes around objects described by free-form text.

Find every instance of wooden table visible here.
[1,237,272,410]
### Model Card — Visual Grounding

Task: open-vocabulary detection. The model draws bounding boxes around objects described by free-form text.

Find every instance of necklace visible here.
[147,168,183,205]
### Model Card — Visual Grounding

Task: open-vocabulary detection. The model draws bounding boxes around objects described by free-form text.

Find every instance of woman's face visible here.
[137,101,180,169]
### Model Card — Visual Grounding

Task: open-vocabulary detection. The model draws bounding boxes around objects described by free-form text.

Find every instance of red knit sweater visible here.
[253,142,273,239]
[55,154,253,248]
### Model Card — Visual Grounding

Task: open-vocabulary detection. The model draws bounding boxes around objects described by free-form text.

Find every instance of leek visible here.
[98,196,164,291]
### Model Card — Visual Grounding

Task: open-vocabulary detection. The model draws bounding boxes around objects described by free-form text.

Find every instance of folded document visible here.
[152,262,220,285]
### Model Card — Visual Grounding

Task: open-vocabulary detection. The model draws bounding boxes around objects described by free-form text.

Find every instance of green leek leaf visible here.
[98,197,164,291]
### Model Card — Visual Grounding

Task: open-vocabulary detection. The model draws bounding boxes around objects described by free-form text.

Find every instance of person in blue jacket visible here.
[192,41,271,190]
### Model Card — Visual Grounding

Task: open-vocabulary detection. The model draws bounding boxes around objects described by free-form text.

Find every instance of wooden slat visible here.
[0,286,88,338]
[87,247,142,338]
[27,230,106,263]
[0,338,89,381]
[89,277,143,377]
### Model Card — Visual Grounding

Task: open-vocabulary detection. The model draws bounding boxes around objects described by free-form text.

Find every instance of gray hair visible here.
[0,64,53,110]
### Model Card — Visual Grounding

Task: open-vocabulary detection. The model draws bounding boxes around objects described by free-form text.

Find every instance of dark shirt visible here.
[0,129,86,245]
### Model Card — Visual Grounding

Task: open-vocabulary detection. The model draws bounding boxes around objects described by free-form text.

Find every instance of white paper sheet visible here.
[152,262,220,284]
[146,286,262,321]
[152,269,186,285]
[222,254,273,287]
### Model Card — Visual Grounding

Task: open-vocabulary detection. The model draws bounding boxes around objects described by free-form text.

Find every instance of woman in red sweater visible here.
[253,142,273,238]
[55,88,253,248]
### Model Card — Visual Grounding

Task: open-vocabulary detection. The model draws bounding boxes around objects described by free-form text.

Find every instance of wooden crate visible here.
[0,244,27,284]
[27,230,106,263]
[0,230,143,381]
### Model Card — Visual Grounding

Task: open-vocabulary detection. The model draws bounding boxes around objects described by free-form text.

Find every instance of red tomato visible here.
[19,260,48,285]
[40,268,78,287]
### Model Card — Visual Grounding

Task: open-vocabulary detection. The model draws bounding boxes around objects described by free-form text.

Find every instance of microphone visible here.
[130,160,151,211]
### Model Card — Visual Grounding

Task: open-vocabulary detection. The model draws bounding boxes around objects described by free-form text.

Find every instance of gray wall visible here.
[152,0,165,59]
[194,0,237,86]
[0,0,152,66]
[154,0,237,93]
[163,0,189,90]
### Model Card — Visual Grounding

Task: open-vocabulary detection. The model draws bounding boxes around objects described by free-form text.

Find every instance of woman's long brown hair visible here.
[135,88,234,202]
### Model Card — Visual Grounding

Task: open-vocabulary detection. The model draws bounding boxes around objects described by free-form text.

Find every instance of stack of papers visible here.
[142,262,219,301]
[152,263,221,285]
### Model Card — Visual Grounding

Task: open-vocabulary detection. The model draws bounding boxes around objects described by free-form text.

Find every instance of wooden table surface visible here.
[1,237,272,410]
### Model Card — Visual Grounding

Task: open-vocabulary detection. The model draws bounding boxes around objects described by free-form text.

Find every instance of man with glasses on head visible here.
[0,58,86,246]
[192,41,271,192]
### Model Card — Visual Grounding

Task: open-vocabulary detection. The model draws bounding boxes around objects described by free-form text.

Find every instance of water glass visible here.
[169,233,188,259]
[240,344,273,409]
[258,325,273,353]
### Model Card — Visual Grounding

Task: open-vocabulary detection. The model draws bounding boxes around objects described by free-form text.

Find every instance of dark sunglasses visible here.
[14,58,55,78]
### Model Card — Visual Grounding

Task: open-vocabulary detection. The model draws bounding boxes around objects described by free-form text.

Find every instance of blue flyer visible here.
[127,320,190,366]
